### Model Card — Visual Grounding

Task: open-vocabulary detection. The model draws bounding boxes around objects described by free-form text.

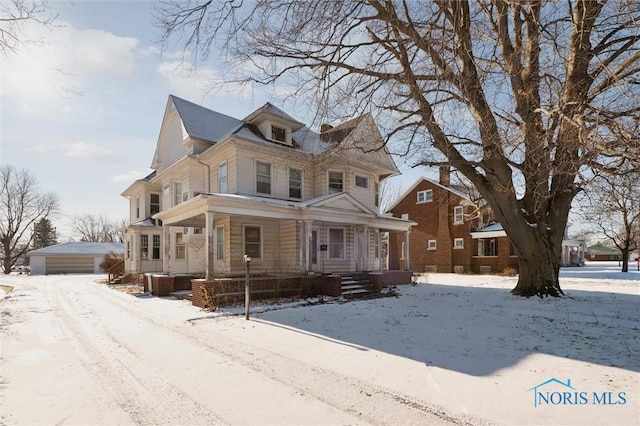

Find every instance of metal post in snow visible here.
[244,255,251,320]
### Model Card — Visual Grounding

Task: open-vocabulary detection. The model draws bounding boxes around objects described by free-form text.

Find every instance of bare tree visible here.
[378,177,405,214]
[0,0,56,55]
[0,165,59,273]
[577,170,640,272]
[71,214,126,243]
[156,1,640,297]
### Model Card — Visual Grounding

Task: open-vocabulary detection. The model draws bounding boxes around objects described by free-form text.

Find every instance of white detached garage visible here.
[29,242,125,275]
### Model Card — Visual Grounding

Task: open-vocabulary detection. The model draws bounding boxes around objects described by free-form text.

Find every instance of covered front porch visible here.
[150,192,414,305]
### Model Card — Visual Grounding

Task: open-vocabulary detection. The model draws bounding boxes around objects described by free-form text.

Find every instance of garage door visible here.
[45,256,94,274]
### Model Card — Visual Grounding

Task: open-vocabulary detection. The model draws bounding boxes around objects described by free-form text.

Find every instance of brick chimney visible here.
[439,165,451,186]
[320,123,333,133]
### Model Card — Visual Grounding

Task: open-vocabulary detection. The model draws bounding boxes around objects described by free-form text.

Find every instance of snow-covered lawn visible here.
[0,261,638,425]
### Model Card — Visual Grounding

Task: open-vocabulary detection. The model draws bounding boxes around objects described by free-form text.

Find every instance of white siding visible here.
[279,220,300,273]
[229,216,281,273]
[157,113,190,173]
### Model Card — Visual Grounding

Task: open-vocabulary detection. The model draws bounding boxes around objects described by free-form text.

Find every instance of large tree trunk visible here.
[512,246,563,298]
[621,249,629,273]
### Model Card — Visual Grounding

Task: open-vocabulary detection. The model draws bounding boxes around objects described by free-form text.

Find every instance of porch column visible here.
[163,225,171,274]
[362,225,369,271]
[298,220,305,273]
[205,211,215,280]
[305,219,313,273]
[131,231,138,272]
[376,230,382,271]
[404,230,411,271]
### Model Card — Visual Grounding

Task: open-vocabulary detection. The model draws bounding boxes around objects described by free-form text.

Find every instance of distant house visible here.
[121,95,414,290]
[28,242,124,275]
[586,243,622,261]
[387,169,518,274]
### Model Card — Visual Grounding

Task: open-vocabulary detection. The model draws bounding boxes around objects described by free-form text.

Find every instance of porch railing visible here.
[107,259,125,284]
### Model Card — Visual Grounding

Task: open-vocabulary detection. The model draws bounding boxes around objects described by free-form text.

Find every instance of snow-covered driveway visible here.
[0,275,465,425]
[1,267,638,425]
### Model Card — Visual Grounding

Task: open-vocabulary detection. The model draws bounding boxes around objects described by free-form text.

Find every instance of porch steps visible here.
[340,274,377,299]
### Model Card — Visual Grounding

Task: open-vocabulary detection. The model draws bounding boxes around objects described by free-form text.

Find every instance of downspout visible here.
[194,154,211,193]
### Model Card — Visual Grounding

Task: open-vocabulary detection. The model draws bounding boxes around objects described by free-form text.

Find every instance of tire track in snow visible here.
[50,283,229,426]
[97,284,483,425]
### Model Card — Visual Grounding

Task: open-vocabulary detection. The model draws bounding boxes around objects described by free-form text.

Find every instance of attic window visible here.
[271,125,286,143]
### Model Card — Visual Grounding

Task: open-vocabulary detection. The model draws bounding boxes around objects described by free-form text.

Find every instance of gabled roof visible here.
[243,102,305,131]
[170,95,244,143]
[29,242,124,256]
[386,176,473,213]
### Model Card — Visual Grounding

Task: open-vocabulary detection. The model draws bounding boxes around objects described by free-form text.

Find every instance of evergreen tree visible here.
[32,218,57,250]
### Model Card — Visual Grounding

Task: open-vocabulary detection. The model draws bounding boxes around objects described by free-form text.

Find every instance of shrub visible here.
[100,251,124,272]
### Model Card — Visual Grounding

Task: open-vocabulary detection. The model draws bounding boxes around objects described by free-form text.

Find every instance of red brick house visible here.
[387,169,518,274]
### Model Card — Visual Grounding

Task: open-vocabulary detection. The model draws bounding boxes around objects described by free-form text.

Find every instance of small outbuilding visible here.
[28,242,125,275]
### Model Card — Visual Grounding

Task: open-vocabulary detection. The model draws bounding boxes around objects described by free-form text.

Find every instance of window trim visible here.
[428,240,437,250]
[271,125,287,143]
[216,225,225,260]
[453,238,465,249]
[173,181,182,207]
[288,167,303,200]
[328,227,346,260]
[327,170,344,194]
[417,189,433,204]
[354,174,369,189]
[243,224,263,260]
[152,234,161,259]
[175,232,186,260]
[255,160,272,195]
[218,161,228,194]
[453,206,464,224]
[140,234,149,260]
[150,193,160,216]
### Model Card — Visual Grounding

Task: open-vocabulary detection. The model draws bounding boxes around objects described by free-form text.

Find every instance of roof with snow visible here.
[28,242,125,256]
[168,95,365,155]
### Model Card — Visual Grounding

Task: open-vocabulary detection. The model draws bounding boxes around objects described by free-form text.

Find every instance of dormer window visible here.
[271,125,286,143]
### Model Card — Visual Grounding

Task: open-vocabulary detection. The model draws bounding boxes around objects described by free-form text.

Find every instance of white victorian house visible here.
[121,95,413,283]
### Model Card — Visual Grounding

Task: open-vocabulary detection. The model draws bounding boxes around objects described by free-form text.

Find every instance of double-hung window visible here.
[175,232,186,259]
[288,168,302,199]
[218,162,228,193]
[244,225,262,259]
[216,226,225,260]
[152,234,160,259]
[173,182,182,207]
[328,228,345,259]
[454,238,464,249]
[256,161,271,195]
[140,234,149,260]
[454,206,464,224]
[417,190,433,203]
[150,193,160,215]
[328,171,344,194]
